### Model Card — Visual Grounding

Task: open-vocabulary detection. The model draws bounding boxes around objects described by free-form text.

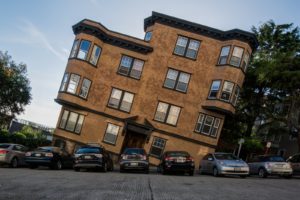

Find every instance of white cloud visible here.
[18,19,67,61]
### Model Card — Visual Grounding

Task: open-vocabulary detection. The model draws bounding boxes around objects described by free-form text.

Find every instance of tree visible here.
[219,20,300,154]
[0,51,31,126]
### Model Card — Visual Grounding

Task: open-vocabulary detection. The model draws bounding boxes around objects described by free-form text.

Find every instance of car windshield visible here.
[0,144,10,149]
[76,147,102,154]
[262,156,285,162]
[214,153,238,160]
[123,148,145,155]
[167,152,189,157]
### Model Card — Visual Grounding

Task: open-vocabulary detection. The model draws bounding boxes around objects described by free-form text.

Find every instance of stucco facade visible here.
[52,12,257,167]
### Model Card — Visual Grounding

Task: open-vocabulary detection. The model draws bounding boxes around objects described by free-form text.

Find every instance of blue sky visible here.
[1,0,300,127]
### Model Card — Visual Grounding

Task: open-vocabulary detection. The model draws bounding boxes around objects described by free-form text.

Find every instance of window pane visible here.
[164,69,178,89]
[108,88,122,108]
[166,106,180,125]
[144,32,152,41]
[120,92,134,112]
[67,74,80,94]
[230,47,244,67]
[195,114,204,132]
[79,79,91,98]
[74,115,84,134]
[186,40,200,59]
[60,73,69,92]
[59,110,69,129]
[176,73,190,92]
[208,80,221,98]
[77,40,91,60]
[154,102,168,122]
[202,116,214,134]
[242,52,250,72]
[211,118,221,137]
[89,45,101,65]
[218,46,230,65]
[220,81,234,101]
[104,123,119,144]
[174,36,188,55]
[65,112,79,132]
[70,40,79,58]
[150,138,166,157]
[231,86,240,106]
[119,56,133,75]
[130,59,144,79]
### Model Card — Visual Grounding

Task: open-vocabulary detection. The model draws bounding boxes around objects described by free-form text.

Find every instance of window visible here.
[195,113,221,137]
[242,52,250,72]
[67,74,80,94]
[59,110,84,134]
[230,46,244,67]
[144,32,152,41]
[218,46,230,65]
[150,137,166,157]
[103,123,120,145]
[77,40,91,60]
[108,88,134,112]
[154,102,181,126]
[208,80,221,99]
[60,73,69,92]
[118,55,145,79]
[174,36,200,59]
[231,85,240,106]
[79,78,91,99]
[220,81,234,101]
[70,40,79,58]
[164,69,191,92]
[89,45,101,65]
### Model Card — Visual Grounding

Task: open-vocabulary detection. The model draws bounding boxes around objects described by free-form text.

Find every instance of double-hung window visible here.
[79,78,91,99]
[230,47,244,67]
[77,40,91,60]
[174,36,200,59]
[195,113,221,137]
[220,81,234,101]
[59,110,84,134]
[103,123,120,145]
[67,74,80,94]
[70,40,79,58]
[231,85,240,106]
[164,69,190,92]
[108,88,134,112]
[208,80,221,99]
[118,55,145,79]
[150,137,166,157]
[60,73,69,92]
[89,45,101,66]
[218,46,230,65]
[154,102,181,126]
[242,52,250,72]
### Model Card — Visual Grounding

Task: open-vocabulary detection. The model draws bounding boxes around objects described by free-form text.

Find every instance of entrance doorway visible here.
[121,131,147,153]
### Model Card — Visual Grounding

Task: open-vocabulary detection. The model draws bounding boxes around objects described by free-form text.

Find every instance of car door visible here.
[12,145,26,165]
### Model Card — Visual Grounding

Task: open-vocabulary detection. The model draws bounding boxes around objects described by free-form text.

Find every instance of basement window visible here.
[150,137,166,157]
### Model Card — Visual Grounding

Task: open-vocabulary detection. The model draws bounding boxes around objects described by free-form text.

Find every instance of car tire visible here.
[10,157,18,168]
[189,170,194,176]
[213,167,219,177]
[258,168,268,178]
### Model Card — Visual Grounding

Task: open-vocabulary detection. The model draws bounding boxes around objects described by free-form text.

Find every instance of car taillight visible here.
[94,154,103,158]
[0,150,8,154]
[187,156,194,162]
[25,152,31,157]
[165,157,174,161]
[45,153,53,157]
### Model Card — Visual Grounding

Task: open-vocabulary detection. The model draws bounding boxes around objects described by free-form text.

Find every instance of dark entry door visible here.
[122,131,147,152]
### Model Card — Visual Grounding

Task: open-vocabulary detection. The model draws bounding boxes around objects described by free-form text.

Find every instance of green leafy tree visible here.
[0,51,31,126]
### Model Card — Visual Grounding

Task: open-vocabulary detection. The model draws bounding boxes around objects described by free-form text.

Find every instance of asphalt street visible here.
[0,167,299,200]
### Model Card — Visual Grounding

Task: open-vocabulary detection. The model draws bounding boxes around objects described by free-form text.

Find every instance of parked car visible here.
[287,153,300,176]
[119,148,149,173]
[73,145,113,172]
[0,143,28,168]
[157,151,195,176]
[25,146,73,170]
[199,152,249,178]
[248,155,293,178]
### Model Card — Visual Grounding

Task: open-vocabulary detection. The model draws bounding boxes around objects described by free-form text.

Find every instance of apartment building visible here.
[52,12,258,166]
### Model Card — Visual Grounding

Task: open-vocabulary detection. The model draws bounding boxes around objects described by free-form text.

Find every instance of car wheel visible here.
[189,170,194,176]
[258,168,267,178]
[213,167,219,177]
[10,157,18,168]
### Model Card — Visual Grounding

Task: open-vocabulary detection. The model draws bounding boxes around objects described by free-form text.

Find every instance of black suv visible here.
[73,145,114,172]
[119,148,149,173]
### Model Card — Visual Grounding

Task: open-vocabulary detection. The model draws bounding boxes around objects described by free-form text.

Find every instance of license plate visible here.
[84,155,92,159]
[130,162,138,166]
[176,158,185,163]
[35,153,41,157]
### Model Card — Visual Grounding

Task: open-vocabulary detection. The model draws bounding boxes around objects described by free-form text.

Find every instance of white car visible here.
[0,143,28,168]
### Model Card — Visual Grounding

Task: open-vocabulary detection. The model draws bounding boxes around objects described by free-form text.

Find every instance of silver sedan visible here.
[0,143,28,168]
[199,152,249,178]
